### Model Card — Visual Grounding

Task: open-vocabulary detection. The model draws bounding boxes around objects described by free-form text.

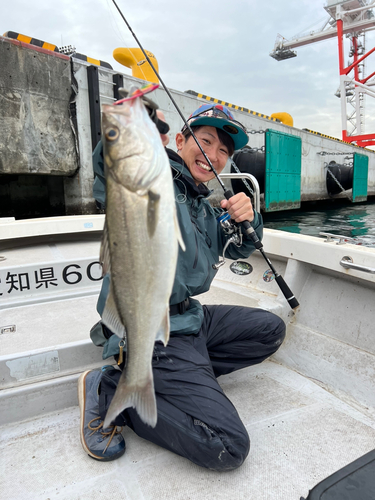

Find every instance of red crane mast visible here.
[270,0,375,147]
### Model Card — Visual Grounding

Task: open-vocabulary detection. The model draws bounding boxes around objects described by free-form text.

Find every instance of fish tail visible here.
[103,371,158,429]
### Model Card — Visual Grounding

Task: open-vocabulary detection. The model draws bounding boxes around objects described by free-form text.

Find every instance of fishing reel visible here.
[213,212,243,270]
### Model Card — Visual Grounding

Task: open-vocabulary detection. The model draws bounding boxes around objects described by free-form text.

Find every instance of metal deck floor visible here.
[1,360,375,500]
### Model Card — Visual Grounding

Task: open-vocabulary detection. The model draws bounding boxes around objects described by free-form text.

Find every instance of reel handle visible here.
[224,189,262,249]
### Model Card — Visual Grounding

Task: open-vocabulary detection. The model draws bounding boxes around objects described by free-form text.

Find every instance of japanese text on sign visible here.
[0,261,102,297]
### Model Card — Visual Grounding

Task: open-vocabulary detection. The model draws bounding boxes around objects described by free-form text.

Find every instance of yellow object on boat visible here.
[270,112,294,127]
[113,47,159,83]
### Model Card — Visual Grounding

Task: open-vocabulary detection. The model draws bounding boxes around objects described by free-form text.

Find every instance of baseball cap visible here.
[182,104,248,151]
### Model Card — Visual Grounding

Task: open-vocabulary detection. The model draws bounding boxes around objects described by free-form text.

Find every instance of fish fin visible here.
[147,189,160,238]
[155,309,170,346]
[104,368,157,428]
[101,285,126,339]
[100,219,111,276]
[174,211,186,251]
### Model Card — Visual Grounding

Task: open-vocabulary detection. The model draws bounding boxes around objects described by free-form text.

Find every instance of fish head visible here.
[102,98,164,193]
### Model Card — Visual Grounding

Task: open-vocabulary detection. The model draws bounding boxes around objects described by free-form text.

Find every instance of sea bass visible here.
[101,96,184,428]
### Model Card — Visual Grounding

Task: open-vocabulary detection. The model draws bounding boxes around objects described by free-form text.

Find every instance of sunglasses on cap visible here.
[181,104,248,151]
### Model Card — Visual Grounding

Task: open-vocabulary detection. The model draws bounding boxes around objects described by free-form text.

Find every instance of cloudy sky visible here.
[4,0,375,138]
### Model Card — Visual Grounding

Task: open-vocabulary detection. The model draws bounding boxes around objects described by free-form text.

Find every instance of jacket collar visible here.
[166,148,211,198]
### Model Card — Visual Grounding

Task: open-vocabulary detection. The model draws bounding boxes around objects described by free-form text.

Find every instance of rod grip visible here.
[275,274,300,309]
[224,189,299,310]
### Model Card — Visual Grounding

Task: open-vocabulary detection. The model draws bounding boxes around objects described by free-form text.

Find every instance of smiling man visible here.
[79,103,286,471]
[174,104,254,223]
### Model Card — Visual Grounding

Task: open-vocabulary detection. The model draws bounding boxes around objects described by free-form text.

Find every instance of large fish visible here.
[101,96,184,428]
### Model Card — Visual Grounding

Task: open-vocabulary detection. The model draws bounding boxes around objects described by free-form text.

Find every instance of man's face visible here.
[175,126,229,186]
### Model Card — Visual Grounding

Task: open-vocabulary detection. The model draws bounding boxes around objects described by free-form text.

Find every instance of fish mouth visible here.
[196,160,212,172]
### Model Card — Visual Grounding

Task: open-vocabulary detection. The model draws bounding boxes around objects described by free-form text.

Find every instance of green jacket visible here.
[91,144,263,357]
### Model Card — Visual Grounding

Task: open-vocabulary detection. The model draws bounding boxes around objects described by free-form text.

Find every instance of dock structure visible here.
[1,32,374,218]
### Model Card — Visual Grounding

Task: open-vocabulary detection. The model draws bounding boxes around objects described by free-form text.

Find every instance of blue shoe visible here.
[78,369,126,461]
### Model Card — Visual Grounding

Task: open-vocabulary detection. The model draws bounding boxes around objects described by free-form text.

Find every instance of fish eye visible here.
[105,128,119,141]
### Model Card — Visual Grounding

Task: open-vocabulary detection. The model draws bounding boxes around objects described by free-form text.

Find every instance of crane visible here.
[270,0,375,147]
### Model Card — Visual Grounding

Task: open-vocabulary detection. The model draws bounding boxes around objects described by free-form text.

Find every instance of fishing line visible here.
[105,0,150,82]
[105,0,130,48]
[128,47,149,82]
[110,0,299,310]
[110,0,219,181]
[171,167,188,204]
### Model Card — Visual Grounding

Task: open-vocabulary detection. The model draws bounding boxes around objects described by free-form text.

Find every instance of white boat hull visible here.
[1,216,374,499]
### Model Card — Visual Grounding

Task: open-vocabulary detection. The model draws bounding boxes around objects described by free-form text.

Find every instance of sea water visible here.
[263,199,375,248]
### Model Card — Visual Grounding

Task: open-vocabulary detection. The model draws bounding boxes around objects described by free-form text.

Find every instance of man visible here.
[79,103,286,471]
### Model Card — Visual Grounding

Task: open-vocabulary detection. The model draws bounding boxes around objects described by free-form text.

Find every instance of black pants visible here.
[100,305,286,472]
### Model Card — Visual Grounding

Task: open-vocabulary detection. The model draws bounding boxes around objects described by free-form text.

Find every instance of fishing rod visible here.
[111,0,299,310]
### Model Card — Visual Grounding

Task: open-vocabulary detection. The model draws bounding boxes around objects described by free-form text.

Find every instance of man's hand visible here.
[220,192,254,223]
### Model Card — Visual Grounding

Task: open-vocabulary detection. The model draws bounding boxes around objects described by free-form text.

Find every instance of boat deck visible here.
[1,279,375,499]
[2,356,375,500]
[1,221,375,498]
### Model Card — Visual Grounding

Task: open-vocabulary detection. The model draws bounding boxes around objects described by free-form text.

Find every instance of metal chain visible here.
[230,160,254,195]
[317,151,354,156]
[325,164,352,200]
[240,145,265,153]
[230,130,265,195]
[247,129,266,135]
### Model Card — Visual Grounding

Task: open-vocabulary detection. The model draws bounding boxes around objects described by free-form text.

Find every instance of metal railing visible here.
[340,256,375,275]
[219,173,261,213]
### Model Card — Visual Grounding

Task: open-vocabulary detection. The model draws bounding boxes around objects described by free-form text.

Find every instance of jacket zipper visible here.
[191,219,216,288]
